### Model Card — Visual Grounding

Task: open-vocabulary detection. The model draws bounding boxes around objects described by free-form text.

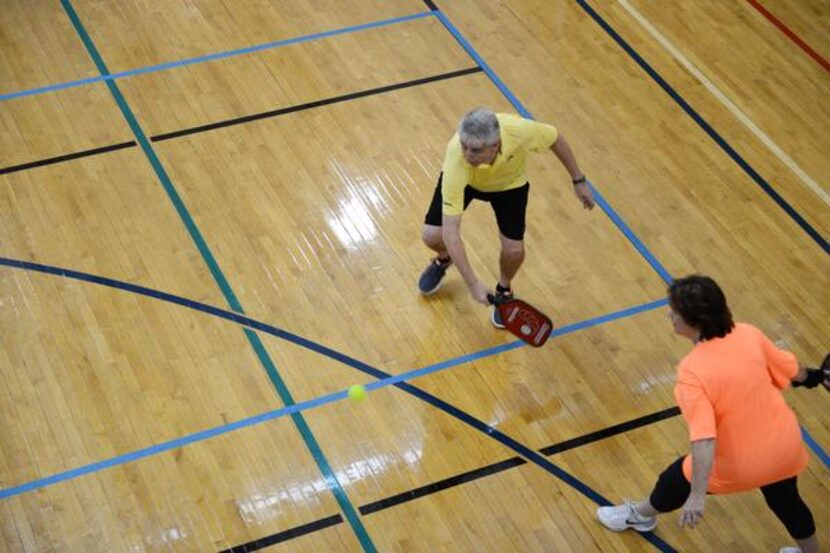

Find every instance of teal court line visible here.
[59,1,376,550]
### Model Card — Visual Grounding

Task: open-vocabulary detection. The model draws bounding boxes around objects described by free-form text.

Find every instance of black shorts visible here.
[423,173,530,241]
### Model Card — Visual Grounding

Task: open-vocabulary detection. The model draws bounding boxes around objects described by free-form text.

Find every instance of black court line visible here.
[151,67,482,142]
[360,457,526,515]
[0,67,481,176]
[539,406,681,456]
[221,407,680,551]
[217,514,343,553]
[0,141,136,176]
[575,0,828,254]
[362,406,681,515]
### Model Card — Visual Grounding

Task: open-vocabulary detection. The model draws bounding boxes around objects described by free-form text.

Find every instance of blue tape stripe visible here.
[588,181,673,284]
[433,11,674,285]
[574,0,828,255]
[433,11,531,117]
[370,298,670,390]
[7,255,822,492]
[0,263,667,502]
[4,258,820,543]
[802,426,830,469]
[0,12,433,102]
[1,75,107,101]
[551,298,669,335]
[59,2,374,550]
[0,391,344,499]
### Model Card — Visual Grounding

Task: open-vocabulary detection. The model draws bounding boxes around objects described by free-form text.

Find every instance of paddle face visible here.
[493,297,553,347]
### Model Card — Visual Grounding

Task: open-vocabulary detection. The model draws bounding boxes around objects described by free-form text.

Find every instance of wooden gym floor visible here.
[1,0,828,551]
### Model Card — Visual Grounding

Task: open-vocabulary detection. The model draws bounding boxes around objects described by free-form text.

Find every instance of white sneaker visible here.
[779,548,801,553]
[597,501,657,532]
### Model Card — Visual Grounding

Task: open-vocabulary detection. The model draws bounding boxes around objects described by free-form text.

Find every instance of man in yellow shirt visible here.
[418,107,595,327]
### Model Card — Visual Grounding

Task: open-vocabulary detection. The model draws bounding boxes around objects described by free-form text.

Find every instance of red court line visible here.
[745,0,830,73]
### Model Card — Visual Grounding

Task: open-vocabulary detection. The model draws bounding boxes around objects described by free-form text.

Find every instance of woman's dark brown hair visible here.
[668,275,735,340]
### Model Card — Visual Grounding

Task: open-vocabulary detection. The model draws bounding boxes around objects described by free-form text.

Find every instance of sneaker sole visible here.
[599,521,657,533]
[490,308,506,329]
[419,281,443,295]
[630,522,656,533]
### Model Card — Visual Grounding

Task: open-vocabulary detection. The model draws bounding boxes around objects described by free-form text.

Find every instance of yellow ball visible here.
[347,384,367,403]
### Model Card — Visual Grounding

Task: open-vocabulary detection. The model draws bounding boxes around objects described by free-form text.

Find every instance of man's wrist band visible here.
[572,175,586,185]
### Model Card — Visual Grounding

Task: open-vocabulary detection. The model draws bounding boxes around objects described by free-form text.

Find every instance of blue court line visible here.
[59,2,375,551]
[11,254,828,482]
[432,13,531,130]
[2,257,825,512]
[433,11,674,286]
[574,0,828,255]
[588,182,674,284]
[0,391,342,500]
[0,11,433,102]
[0,262,668,503]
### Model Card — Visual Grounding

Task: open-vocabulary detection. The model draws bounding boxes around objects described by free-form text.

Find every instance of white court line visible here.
[617,0,830,207]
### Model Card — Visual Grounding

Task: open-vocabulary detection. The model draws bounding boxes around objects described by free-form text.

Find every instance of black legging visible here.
[649,457,816,540]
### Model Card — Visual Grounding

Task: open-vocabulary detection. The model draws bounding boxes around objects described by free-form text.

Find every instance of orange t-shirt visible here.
[674,323,808,494]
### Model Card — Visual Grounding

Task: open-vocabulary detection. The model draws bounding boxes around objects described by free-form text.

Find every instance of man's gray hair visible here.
[458,108,500,147]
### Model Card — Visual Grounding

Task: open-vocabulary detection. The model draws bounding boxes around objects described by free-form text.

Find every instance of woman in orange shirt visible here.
[597,275,827,553]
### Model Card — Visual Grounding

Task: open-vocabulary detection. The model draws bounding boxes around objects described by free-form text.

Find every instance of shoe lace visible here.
[623,500,642,522]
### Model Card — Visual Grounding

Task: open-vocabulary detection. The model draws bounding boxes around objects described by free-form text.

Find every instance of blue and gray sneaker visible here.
[418,257,452,295]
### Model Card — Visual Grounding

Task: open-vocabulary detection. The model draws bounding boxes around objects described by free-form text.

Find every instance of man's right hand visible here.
[469,280,492,305]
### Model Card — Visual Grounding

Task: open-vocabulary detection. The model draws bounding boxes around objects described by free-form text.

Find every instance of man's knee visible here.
[422,225,444,249]
[500,238,525,259]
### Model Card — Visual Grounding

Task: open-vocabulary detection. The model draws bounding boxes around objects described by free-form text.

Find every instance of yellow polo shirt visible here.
[441,113,558,215]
